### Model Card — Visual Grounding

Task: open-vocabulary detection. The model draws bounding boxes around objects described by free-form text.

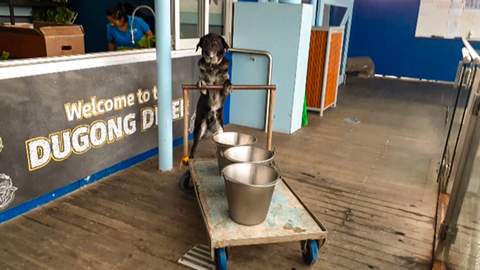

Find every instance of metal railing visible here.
[438,39,479,192]
[434,38,480,267]
[462,38,480,64]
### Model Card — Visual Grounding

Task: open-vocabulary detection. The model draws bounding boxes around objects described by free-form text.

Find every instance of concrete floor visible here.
[0,77,454,269]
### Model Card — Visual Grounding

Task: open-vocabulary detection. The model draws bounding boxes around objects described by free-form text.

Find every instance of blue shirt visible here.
[107,16,150,48]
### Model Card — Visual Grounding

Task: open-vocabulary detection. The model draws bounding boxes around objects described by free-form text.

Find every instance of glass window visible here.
[174,0,231,50]
[209,0,225,35]
[180,0,200,39]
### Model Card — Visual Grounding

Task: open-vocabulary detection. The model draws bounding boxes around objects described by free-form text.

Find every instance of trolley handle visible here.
[181,84,277,165]
[182,84,276,90]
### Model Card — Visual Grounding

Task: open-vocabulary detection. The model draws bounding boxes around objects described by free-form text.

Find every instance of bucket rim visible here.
[223,145,275,164]
[222,163,280,188]
[212,131,257,147]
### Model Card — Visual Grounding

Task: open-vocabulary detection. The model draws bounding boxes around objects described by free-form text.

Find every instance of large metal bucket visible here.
[222,163,280,225]
[223,146,275,168]
[213,132,257,174]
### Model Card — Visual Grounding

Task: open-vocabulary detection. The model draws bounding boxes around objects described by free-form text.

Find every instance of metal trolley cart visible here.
[180,84,327,270]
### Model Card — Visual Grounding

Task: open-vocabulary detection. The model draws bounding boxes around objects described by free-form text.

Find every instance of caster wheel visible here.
[302,240,319,265]
[215,248,228,270]
[178,170,193,194]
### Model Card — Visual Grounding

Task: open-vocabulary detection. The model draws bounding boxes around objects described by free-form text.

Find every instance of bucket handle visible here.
[271,147,277,158]
[271,147,284,178]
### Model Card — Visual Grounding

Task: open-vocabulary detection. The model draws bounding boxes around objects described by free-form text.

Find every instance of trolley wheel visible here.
[215,248,228,270]
[178,170,193,193]
[301,240,319,266]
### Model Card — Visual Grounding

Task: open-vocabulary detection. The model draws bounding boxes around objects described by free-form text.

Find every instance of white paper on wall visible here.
[416,0,480,40]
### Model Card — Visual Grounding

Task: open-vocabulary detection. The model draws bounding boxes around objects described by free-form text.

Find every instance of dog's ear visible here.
[220,36,229,52]
[196,36,204,52]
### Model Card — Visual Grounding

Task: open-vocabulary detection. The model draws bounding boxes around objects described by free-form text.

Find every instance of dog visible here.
[189,33,232,159]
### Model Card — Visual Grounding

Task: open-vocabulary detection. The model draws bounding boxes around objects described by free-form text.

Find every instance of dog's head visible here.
[196,33,229,65]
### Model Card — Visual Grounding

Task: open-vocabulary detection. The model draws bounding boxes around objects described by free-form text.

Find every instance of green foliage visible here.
[117,47,134,51]
[112,35,156,51]
[1,51,10,60]
[32,6,78,24]
[137,35,156,49]
[31,8,45,22]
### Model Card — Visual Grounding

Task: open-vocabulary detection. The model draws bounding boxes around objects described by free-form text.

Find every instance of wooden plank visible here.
[0,234,48,270]
[286,175,435,223]
[18,214,117,269]
[1,219,73,270]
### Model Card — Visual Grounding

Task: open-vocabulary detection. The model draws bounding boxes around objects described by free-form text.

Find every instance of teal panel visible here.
[230,53,268,129]
[291,5,313,132]
[231,2,312,134]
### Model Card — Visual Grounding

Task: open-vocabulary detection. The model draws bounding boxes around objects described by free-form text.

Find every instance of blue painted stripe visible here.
[224,51,233,124]
[0,134,193,224]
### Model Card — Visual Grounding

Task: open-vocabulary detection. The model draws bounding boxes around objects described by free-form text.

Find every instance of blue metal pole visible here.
[310,0,318,25]
[155,0,173,171]
[340,4,353,84]
[315,0,324,26]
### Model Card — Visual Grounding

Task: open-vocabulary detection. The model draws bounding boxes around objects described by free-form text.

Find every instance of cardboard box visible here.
[0,23,85,59]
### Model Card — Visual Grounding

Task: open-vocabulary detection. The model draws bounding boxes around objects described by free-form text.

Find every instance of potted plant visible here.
[31,0,78,24]
[1,51,10,60]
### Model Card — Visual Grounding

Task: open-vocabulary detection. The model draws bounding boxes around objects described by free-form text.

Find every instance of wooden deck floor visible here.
[0,78,454,269]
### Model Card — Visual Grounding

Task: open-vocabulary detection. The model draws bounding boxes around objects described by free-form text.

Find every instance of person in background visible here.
[106,3,153,51]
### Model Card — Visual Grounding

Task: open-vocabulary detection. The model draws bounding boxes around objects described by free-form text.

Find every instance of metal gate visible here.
[434,38,480,269]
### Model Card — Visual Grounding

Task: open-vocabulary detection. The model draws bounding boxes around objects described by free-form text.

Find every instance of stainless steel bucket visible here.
[222,163,280,225]
[213,132,257,174]
[223,146,275,168]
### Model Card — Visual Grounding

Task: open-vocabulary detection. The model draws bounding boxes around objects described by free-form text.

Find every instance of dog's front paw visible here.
[197,80,207,95]
[223,81,232,96]
[197,80,207,88]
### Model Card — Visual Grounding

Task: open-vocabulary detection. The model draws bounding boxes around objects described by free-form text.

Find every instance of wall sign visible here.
[25,87,184,171]
[0,57,199,213]
[416,0,480,39]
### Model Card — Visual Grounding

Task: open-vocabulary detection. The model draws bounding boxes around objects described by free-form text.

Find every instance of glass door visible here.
[437,59,476,194]
[434,39,480,269]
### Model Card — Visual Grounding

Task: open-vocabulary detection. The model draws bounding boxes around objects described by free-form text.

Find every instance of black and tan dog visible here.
[189,33,232,159]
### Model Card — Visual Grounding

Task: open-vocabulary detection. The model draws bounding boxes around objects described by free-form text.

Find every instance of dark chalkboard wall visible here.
[0,56,199,213]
